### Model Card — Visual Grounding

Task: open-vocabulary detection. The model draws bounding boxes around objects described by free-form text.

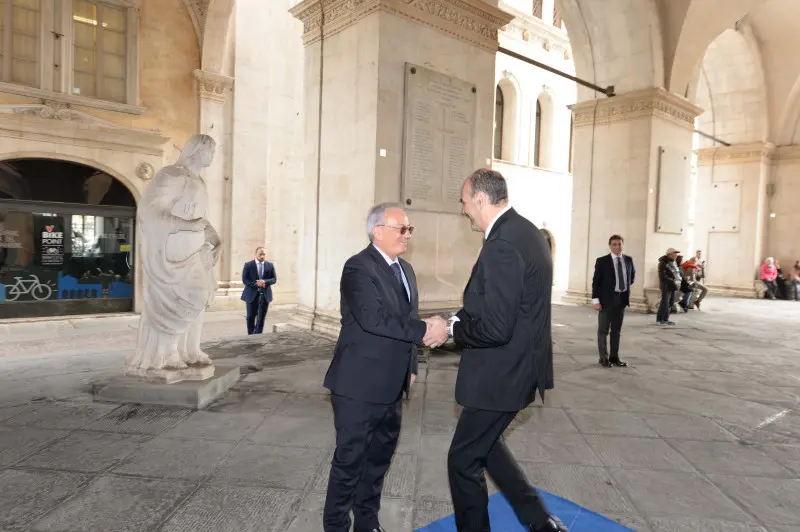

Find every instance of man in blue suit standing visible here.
[241,247,276,334]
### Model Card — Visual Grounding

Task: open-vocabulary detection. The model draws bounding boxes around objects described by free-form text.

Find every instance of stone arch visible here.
[777,75,800,145]
[201,0,235,75]
[555,0,665,100]
[0,152,141,203]
[495,74,521,163]
[691,27,767,148]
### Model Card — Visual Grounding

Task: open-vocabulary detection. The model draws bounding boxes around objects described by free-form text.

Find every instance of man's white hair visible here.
[366,202,403,242]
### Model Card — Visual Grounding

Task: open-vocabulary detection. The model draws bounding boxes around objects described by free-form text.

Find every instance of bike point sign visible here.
[39,222,64,267]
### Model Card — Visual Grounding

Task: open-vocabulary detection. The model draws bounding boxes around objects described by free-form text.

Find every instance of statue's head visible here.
[178,134,216,170]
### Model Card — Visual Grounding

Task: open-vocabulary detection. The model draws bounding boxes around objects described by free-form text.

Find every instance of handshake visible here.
[422,316,449,349]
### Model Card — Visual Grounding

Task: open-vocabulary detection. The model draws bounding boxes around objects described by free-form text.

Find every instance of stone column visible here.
[692,143,772,298]
[286,0,513,335]
[564,88,703,312]
[768,145,800,273]
[193,69,236,305]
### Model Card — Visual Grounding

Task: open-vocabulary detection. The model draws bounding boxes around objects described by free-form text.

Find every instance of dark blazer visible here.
[453,208,554,412]
[591,254,636,308]
[324,245,427,405]
[240,260,276,303]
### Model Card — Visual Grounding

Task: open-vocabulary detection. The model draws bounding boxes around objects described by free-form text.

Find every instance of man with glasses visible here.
[322,203,447,532]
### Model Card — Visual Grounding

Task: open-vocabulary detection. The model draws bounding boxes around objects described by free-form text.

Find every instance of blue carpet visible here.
[415,490,635,532]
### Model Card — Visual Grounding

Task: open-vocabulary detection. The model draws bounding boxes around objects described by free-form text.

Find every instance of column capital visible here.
[193,69,234,104]
[569,87,704,130]
[289,0,514,51]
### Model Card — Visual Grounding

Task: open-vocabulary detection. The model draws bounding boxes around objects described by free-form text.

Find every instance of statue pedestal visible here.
[95,364,240,409]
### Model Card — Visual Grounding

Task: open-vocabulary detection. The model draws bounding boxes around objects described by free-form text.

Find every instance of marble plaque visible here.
[655,146,690,234]
[708,181,742,232]
[402,64,477,214]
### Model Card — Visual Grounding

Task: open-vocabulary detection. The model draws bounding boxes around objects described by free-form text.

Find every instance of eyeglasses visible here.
[377,224,414,235]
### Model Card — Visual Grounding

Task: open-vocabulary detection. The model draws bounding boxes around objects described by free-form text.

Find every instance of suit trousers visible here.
[447,407,549,532]
[597,293,626,360]
[323,393,402,532]
[245,293,269,334]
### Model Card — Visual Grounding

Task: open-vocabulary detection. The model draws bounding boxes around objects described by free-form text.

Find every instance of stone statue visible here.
[125,134,221,382]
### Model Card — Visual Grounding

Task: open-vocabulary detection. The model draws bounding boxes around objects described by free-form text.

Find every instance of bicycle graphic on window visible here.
[6,275,54,301]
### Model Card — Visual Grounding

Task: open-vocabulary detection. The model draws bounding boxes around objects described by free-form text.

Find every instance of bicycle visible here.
[6,275,53,301]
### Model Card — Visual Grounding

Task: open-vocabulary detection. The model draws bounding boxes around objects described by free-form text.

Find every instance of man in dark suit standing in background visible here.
[592,234,635,367]
[445,169,566,532]
[322,203,448,532]
[240,247,276,334]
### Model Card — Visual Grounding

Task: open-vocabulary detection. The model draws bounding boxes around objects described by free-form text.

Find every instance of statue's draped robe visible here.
[126,166,219,371]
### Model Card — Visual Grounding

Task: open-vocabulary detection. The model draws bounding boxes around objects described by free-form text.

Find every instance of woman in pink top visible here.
[760,257,778,299]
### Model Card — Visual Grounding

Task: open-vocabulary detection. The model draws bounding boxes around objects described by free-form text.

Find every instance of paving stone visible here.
[584,435,695,471]
[0,426,68,467]
[284,492,326,532]
[426,369,458,384]
[247,415,335,448]
[605,514,653,532]
[161,411,265,442]
[509,406,578,434]
[272,393,333,420]
[504,431,600,466]
[30,475,194,532]
[84,404,193,435]
[518,463,635,514]
[416,435,458,501]
[422,400,462,435]
[0,403,32,422]
[161,485,303,532]
[0,470,91,530]
[113,437,236,480]
[424,382,456,403]
[669,439,794,477]
[542,382,629,411]
[648,516,767,532]
[643,414,737,441]
[757,444,800,475]
[6,401,118,430]
[568,409,658,437]
[395,420,422,455]
[206,389,288,414]
[413,498,454,530]
[707,475,800,527]
[18,431,149,473]
[211,443,325,489]
[610,469,750,521]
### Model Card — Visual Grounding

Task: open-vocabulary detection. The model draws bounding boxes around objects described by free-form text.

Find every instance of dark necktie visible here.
[391,263,409,300]
[616,256,626,292]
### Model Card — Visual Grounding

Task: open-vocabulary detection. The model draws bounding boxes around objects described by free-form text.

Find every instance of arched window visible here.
[533,100,542,167]
[494,86,505,160]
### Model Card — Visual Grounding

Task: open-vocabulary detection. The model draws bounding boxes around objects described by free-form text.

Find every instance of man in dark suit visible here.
[591,234,635,367]
[322,203,448,532]
[445,169,566,532]
[240,247,276,334]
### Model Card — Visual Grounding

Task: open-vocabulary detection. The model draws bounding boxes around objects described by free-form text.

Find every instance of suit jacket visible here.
[240,260,276,303]
[591,254,636,308]
[453,208,554,412]
[324,245,427,405]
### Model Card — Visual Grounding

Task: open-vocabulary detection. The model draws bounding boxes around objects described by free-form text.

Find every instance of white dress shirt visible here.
[373,244,410,301]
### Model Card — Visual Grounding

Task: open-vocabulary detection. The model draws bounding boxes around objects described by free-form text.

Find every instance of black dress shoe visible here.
[531,516,568,531]
[609,358,628,367]
[599,357,612,368]
[355,527,385,532]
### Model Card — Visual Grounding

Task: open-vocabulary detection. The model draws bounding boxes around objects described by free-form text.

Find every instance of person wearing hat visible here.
[657,248,682,325]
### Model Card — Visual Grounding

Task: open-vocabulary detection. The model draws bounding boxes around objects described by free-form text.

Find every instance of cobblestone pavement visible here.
[0,299,799,531]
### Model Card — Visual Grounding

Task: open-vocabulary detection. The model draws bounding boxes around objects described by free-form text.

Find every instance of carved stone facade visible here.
[570,87,704,130]
[193,69,234,103]
[183,0,210,43]
[695,143,767,166]
[290,0,512,51]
